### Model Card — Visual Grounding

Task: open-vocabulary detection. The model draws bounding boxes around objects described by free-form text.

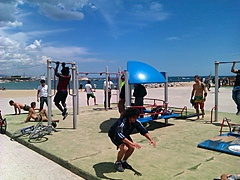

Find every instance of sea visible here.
[0,76,233,90]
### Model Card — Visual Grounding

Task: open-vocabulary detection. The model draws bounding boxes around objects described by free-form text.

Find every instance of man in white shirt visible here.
[37,79,48,111]
[85,80,97,106]
[103,76,114,109]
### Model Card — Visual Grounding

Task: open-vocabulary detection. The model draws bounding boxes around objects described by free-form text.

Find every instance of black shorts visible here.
[54,91,68,104]
[23,105,30,111]
[108,133,132,149]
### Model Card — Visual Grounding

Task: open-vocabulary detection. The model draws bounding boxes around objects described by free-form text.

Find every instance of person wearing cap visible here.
[37,79,48,111]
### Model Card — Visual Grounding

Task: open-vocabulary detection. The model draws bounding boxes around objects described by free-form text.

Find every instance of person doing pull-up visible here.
[54,62,71,120]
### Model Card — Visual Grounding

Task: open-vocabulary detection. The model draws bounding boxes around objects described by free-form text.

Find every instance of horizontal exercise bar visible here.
[78,72,119,75]
[215,61,240,64]
[48,60,75,65]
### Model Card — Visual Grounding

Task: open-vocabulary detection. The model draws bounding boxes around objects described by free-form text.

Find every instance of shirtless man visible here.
[9,100,30,115]
[22,102,47,123]
[190,75,207,119]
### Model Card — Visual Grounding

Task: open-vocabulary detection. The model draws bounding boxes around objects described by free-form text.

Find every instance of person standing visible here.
[37,79,48,111]
[108,107,156,172]
[190,75,208,119]
[79,83,83,91]
[133,84,147,106]
[103,76,114,109]
[85,80,97,106]
[231,61,240,116]
[54,62,71,120]
[118,75,125,117]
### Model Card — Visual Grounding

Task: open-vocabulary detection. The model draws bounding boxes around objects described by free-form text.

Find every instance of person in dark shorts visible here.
[108,107,156,172]
[231,61,240,116]
[9,100,30,115]
[54,62,71,120]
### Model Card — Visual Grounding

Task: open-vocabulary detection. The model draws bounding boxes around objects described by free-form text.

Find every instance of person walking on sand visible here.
[108,107,156,172]
[54,62,71,120]
[37,79,48,111]
[231,61,240,116]
[9,100,30,115]
[85,80,97,106]
[190,75,208,120]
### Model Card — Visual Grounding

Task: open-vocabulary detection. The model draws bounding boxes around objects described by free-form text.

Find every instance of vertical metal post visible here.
[105,66,109,109]
[164,72,168,110]
[72,62,77,129]
[76,65,79,115]
[47,59,52,125]
[214,61,219,122]
[125,70,131,107]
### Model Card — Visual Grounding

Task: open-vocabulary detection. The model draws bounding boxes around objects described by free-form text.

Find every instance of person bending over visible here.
[108,107,156,172]
[190,75,207,119]
[54,62,71,120]
[9,100,30,115]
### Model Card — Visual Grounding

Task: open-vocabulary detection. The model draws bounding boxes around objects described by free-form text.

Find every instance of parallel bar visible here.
[217,61,240,64]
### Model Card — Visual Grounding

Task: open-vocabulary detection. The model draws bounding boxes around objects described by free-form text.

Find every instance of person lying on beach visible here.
[22,102,47,123]
[217,173,240,180]
[9,100,30,115]
[108,107,156,172]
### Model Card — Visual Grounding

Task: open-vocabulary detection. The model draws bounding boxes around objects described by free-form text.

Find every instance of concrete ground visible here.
[1,86,239,179]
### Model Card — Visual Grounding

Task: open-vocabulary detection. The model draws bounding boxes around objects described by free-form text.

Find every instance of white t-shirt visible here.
[103,81,114,91]
[37,84,48,98]
[85,84,93,94]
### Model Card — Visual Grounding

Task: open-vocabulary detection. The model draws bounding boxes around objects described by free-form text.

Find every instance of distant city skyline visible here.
[0,0,239,77]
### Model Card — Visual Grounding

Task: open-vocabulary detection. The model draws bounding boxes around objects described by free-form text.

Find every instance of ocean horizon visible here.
[0,76,234,90]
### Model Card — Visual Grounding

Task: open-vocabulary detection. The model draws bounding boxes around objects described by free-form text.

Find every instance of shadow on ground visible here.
[99,118,174,134]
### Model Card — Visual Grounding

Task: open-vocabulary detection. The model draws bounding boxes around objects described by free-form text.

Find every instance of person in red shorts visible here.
[54,62,71,120]
[190,75,207,120]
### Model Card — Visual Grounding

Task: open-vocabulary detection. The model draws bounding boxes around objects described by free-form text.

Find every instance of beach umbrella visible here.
[79,76,89,81]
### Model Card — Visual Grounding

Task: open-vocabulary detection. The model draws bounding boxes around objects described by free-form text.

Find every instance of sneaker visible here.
[63,112,68,120]
[121,160,132,169]
[51,122,57,128]
[114,162,124,172]
[236,110,240,116]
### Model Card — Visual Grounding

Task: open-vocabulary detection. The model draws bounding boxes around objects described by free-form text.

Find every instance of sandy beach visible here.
[1,84,239,180]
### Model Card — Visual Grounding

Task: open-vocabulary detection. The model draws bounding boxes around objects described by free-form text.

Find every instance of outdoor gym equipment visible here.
[47,59,78,129]
[214,60,240,122]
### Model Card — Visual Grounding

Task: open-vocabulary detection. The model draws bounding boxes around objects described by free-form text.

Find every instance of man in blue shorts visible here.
[108,107,156,172]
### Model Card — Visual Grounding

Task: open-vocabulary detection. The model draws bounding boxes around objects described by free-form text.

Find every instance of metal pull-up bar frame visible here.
[214,60,240,122]
[47,59,78,129]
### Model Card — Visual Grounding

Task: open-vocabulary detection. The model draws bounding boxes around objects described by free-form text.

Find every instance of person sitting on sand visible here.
[22,102,47,123]
[9,100,30,115]
[190,75,207,120]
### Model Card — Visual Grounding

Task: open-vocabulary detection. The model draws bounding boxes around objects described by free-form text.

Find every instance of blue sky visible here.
[0,0,239,77]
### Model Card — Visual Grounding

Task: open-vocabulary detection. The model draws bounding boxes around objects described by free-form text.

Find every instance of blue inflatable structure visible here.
[127,61,166,84]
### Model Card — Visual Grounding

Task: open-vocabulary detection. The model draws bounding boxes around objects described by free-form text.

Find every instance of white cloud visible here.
[166,36,180,41]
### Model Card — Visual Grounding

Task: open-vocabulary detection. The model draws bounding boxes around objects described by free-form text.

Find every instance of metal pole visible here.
[164,72,168,109]
[76,65,79,115]
[125,70,131,107]
[47,59,52,125]
[214,61,219,122]
[105,66,109,109]
[218,61,240,64]
[72,63,77,129]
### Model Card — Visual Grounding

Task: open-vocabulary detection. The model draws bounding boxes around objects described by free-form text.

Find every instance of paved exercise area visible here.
[1,86,239,179]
